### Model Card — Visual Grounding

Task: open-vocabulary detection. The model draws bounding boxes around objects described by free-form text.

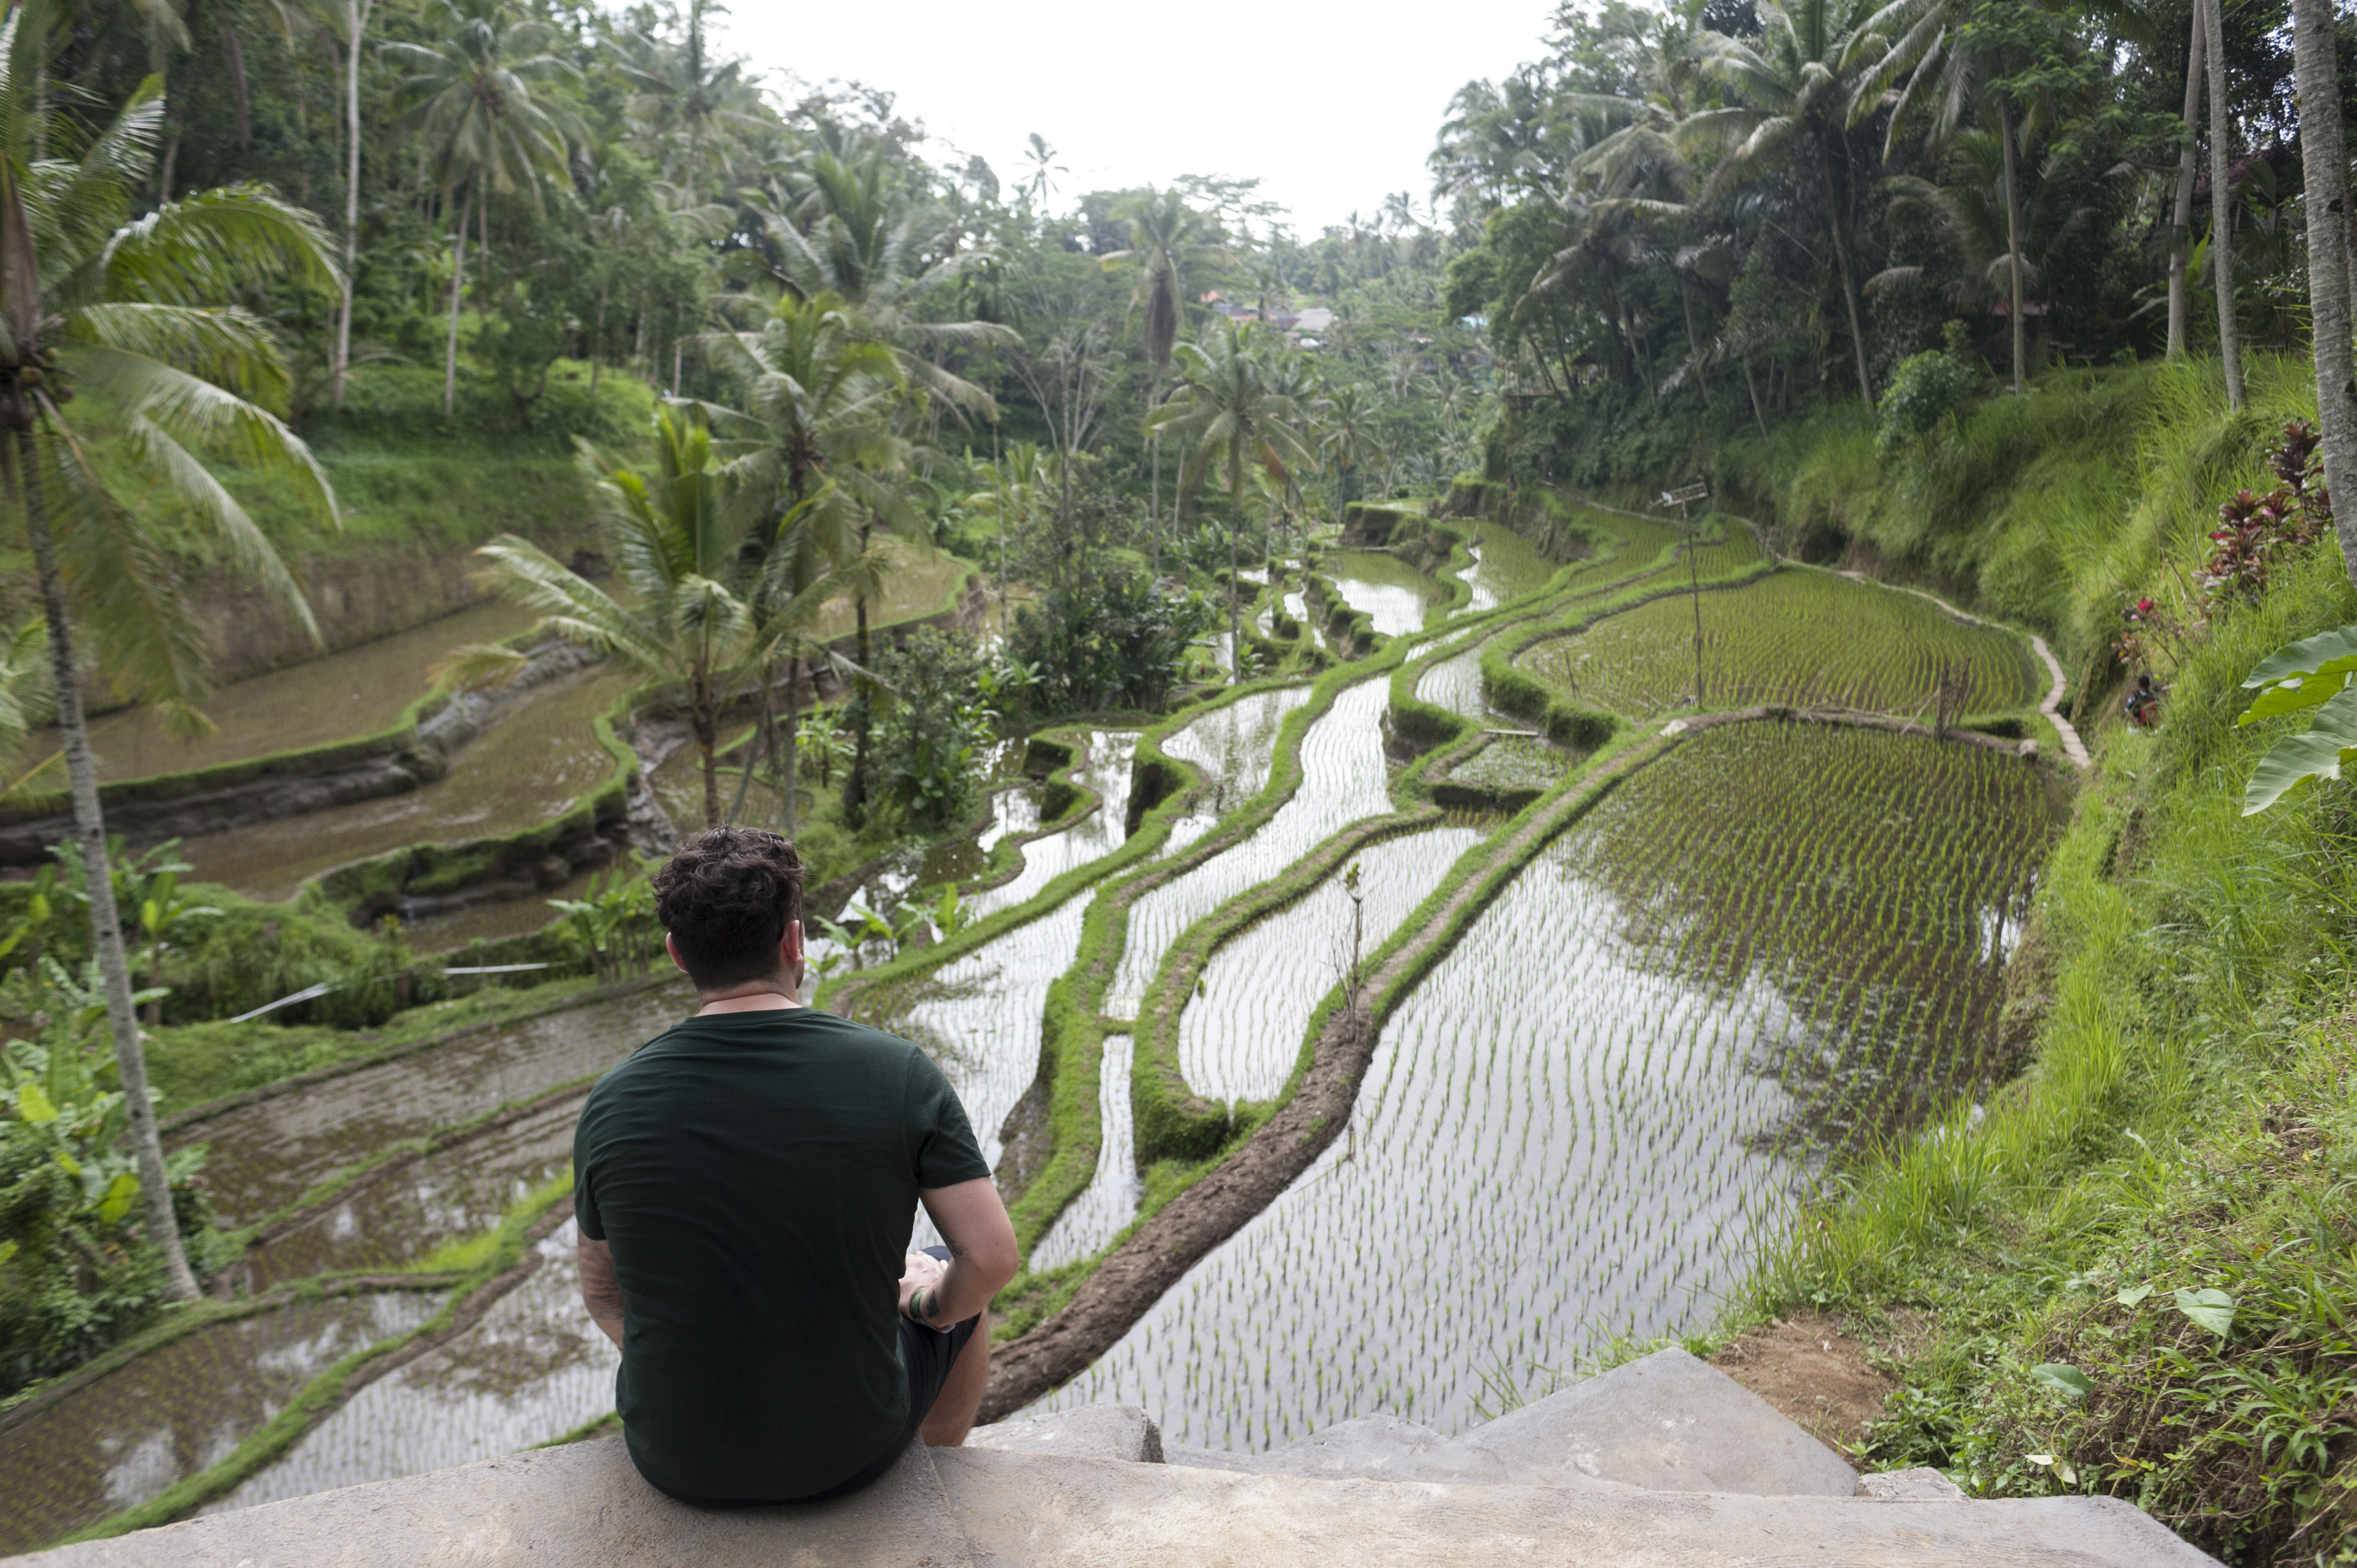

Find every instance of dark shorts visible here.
[653,1246,979,1508]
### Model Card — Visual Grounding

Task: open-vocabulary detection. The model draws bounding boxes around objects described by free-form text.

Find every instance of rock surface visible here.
[965,1403,1164,1464]
[935,1446,2216,1567]
[1167,1348,1852,1496]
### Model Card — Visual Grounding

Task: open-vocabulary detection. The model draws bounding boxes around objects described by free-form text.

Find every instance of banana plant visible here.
[2236,626,2357,812]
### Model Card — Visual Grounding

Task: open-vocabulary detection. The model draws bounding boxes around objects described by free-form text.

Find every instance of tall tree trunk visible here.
[18,430,198,1302]
[1742,356,1769,436]
[1815,131,1876,406]
[2202,0,2246,409]
[1149,428,1161,579]
[217,15,250,149]
[780,656,802,837]
[2001,98,2027,395]
[1678,278,1712,407]
[2293,0,2357,582]
[842,525,873,821]
[442,183,470,420]
[725,664,776,825]
[590,283,608,398]
[692,668,721,829]
[1227,470,1241,680]
[2167,2,2206,360]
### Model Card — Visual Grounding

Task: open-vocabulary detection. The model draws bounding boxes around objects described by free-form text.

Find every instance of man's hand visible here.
[897,1249,948,1318]
[914,1179,1020,1328]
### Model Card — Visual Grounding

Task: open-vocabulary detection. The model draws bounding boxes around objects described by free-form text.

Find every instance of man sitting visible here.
[573,827,1018,1504]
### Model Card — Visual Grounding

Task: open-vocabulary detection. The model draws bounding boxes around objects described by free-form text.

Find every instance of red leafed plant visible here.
[2198,420,2330,606]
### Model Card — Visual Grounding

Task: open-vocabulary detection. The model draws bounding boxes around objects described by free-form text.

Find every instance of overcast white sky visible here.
[711,0,1558,236]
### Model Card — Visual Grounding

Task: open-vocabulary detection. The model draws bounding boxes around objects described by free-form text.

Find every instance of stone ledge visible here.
[11,1436,971,1568]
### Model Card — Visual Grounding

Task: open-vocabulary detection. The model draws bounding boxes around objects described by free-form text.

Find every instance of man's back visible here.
[573,1007,989,1502]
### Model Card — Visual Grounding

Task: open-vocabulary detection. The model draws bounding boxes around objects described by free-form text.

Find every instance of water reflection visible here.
[1044,725,2061,1451]
[1324,550,1440,637]
[171,981,691,1227]
[1029,1034,1138,1271]
[31,601,531,785]
[178,670,635,901]
[0,1291,442,1552]
[207,1224,616,1513]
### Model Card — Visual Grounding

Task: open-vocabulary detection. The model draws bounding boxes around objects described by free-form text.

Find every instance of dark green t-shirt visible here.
[572,1006,990,1501]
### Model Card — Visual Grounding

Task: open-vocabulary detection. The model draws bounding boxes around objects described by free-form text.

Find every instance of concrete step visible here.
[12,1349,2219,1565]
[11,1433,2216,1566]
[1142,1347,1860,1495]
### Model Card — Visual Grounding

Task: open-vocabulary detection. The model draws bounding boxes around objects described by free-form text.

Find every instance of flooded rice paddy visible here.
[967,733,1138,919]
[178,670,635,901]
[1109,679,1397,1018]
[40,601,532,785]
[1041,723,2061,1449]
[0,1291,444,1552]
[208,1224,616,1514]
[1178,825,1486,1104]
[1464,523,1560,611]
[1028,1035,1138,1271]
[0,507,2082,1540]
[1519,569,2038,719]
[168,981,689,1227]
[1322,551,1442,638]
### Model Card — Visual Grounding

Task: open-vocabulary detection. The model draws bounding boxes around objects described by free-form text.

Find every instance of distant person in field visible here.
[2125,673,2162,730]
[574,827,1016,1505]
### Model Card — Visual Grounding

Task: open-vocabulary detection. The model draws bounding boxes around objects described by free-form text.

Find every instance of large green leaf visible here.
[2243,684,2357,814]
[95,1170,137,1225]
[2239,625,2357,726]
[2173,1287,2236,1337]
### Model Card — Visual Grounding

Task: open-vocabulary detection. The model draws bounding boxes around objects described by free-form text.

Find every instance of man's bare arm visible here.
[910,1178,1019,1327]
[579,1236,624,1348]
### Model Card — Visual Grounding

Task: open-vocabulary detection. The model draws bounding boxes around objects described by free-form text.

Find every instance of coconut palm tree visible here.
[0,11,343,1300]
[1150,320,1317,673]
[1698,0,1940,406]
[1102,189,1227,549]
[460,410,752,828]
[384,0,579,417]
[1318,384,1383,519]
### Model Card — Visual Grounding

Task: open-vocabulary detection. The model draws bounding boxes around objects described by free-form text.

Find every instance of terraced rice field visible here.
[1038,723,2061,1448]
[44,601,534,785]
[1464,523,1560,611]
[1177,825,1485,1104]
[1414,642,1490,720]
[967,733,1138,917]
[1517,569,2040,720]
[178,670,636,901]
[1447,736,1569,791]
[1323,551,1441,637]
[1109,680,1398,1019]
[207,1225,615,1513]
[0,1292,443,1554]
[1029,1034,1139,1270]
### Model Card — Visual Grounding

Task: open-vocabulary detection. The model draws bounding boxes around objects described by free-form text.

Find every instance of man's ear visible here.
[665,931,691,976]
[781,919,804,965]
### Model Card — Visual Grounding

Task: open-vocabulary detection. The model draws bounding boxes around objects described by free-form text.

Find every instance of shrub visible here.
[1876,323,1980,460]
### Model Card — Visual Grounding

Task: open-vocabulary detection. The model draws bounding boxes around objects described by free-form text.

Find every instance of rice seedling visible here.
[1039,723,2061,1451]
[1519,570,2043,720]
[1464,524,1562,612]
[1028,1035,1142,1271]
[1108,680,1398,1018]
[1178,827,1488,1105]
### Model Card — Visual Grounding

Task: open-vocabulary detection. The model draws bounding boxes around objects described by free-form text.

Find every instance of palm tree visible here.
[736,501,888,835]
[460,410,751,827]
[1319,384,1383,518]
[2291,0,2357,570]
[1699,0,1938,406]
[757,150,1007,817]
[0,13,343,1301]
[1102,190,1226,552]
[1150,320,1317,673]
[384,0,578,417]
[692,290,917,828]
[2197,0,2243,409]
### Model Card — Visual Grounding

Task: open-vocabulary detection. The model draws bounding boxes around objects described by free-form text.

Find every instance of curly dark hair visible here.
[653,828,805,989]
